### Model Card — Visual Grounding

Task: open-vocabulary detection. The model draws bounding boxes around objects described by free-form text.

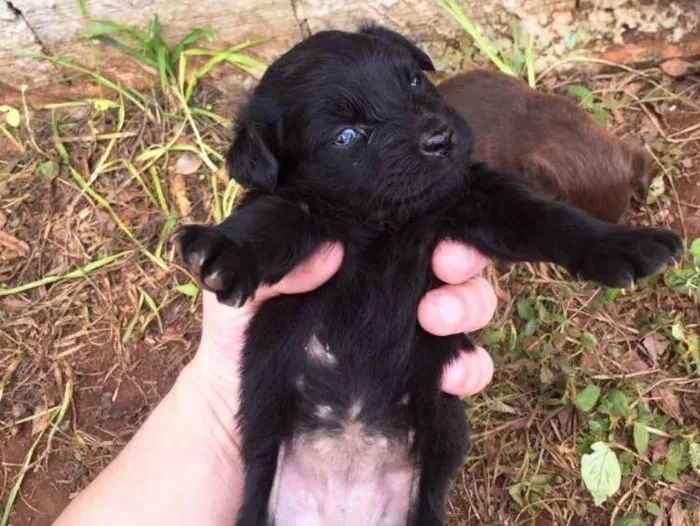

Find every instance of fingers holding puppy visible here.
[419,241,495,335]
[421,241,497,398]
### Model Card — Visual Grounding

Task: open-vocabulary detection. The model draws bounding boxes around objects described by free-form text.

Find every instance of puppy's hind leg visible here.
[235,337,300,525]
[411,393,468,526]
[235,385,288,526]
[410,334,470,526]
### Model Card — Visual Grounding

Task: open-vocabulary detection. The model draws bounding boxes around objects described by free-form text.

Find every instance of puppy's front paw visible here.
[174,225,259,306]
[571,226,682,288]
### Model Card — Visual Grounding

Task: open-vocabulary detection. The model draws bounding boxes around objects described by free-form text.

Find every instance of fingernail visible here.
[436,292,463,330]
[434,242,479,283]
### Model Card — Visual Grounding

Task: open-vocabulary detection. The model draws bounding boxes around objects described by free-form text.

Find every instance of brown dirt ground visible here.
[0,62,699,525]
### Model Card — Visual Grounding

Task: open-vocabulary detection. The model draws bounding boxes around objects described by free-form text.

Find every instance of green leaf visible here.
[35,160,59,181]
[648,463,663,480]
[588,419,608,434]
[508,482,525,508]
[663,440,684,482]
[633,422,649,455]
[646,175,665,204]
[618,451,635,477]
[689,442,700,475]
[580,331,598,351]
[568,85,594,106]
[92,98,120,111]
[690,238,700,259]
[481,327,503,346]
[173,282,199,298]
[516,298,535,320]
[0,105,20,127]
[581,442,621,506]
[576,384,601,412]
[614,517,642,526]
[525,318,538,336]
[671,322,686,342]
[604,288,620,303]
[644,502,661,517]
[599,389,630,419]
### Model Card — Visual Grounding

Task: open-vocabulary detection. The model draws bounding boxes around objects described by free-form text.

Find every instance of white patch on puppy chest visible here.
[314,404,333,419]
[348,399,363,421]
[305,334,337,366]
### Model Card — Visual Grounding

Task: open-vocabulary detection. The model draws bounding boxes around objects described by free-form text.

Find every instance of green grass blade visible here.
[39,56,148,112]
[172,28,215,63]
[0,252,130,297]
[156,44,170,91]
[222,180,241,217]
[525,33,536,88]
[211,173,222,224]
[191,107,232,127]
[77,0,89,20]
[122,292,145,344]
[123,159,159,208]
[226,53,268,74]
[0,125,23,153]
[149,166,170,215]
[1,426,47,526]
[140,288,163,332]
[155,212,178,259]
[92,35,159,70]
[84,21,148,47]
[439,0,516,76]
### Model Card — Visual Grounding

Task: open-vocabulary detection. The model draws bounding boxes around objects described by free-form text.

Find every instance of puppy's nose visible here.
[420,127,453,156]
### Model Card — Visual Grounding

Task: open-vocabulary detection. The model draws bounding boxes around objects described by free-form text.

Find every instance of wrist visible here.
[177,356,241,445]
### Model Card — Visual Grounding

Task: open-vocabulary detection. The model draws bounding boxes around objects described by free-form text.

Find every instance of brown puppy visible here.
[438,70,652,223]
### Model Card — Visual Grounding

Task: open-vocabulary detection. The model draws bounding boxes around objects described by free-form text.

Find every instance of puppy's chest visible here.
[295,230,439,386]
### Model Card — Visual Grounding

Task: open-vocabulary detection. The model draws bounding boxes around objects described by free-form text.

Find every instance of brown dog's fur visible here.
[438,70,653,223]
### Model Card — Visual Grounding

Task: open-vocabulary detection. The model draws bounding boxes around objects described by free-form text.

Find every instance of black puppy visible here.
[176,26,681,526]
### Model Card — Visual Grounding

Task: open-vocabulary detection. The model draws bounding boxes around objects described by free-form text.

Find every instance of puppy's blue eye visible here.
[409,73,421,89]
[335,128,358,146]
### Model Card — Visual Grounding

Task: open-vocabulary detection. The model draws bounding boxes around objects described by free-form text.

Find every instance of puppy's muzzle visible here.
[420,125,453,157]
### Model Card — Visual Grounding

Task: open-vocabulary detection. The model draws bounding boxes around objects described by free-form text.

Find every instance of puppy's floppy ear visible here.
[226,99,281,192]
[359,24,435,72]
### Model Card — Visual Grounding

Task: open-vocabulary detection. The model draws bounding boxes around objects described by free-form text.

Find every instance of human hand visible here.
[57,241,496,526]
[190,240,496,417]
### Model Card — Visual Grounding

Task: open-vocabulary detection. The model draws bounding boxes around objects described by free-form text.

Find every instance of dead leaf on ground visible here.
[617,348,651,373]
[642,333,670,366]
[661,59,692,79]
[31,404,49,436]
[0,217,30,259]
[170,172,192,222]
[556,406,575,435]
[639,116,660,141]
[670,500,686,526]
[651,438,668,464]
[174,152,202,175]
[653,386,684,425]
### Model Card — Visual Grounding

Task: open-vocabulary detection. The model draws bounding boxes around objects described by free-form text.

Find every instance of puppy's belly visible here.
[270,426,417,526]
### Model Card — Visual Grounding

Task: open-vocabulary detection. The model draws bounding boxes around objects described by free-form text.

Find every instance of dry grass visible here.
[0,37,699,526]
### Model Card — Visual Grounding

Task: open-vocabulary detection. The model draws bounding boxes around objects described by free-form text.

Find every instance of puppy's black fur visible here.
[176,26,682,525]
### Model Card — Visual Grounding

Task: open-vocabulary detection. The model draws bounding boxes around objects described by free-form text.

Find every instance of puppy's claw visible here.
[174,224,259,304]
